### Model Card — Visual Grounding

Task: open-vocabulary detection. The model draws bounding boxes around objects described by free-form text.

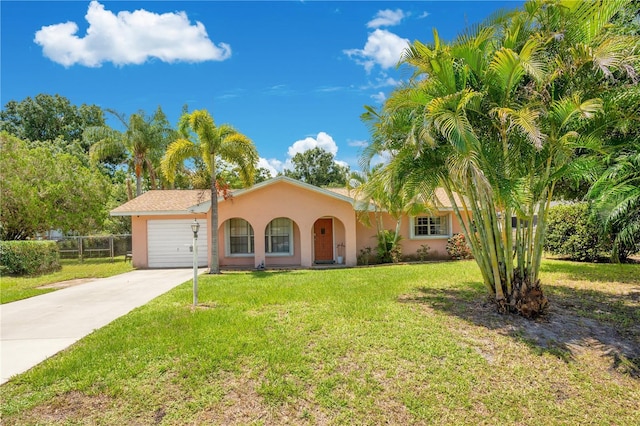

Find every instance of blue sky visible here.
[1,1,523,175]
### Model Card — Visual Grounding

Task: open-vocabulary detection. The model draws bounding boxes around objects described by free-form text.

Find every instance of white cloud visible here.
[370,151,393,168]
[287,132,339,158]
[344,29,409,73]
[376,76,400,87]
[367,9,405,29]
[258,158,280,177]
[335,159,350,169]
[371,91,386,103]
[34,1,231,67]
[348,139,369,148]
[249,133,356,176]
[418,12,431,19]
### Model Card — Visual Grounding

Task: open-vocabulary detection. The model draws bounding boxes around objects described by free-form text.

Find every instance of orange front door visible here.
[314,218,333,263]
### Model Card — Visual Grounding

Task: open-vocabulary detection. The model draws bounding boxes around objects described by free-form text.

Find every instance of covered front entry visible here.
[313,218,334,263]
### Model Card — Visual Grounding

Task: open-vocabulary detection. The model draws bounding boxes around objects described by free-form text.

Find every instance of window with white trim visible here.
[411,214,451,238]
[227,218,254,255]
[265,218,293,255]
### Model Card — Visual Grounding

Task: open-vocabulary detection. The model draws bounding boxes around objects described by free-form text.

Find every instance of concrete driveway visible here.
[1,268,198,385]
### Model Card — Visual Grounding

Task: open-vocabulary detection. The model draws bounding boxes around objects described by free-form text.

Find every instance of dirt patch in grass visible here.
[402,279,640,378]
[12,390,113,424]
[196,374,329,425]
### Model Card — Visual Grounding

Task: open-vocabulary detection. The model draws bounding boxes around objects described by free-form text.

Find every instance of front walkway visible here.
[0,269,197,385]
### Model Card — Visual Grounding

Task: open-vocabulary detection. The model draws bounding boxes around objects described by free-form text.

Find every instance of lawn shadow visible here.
[402,282,640,378]
[247,270,294,279]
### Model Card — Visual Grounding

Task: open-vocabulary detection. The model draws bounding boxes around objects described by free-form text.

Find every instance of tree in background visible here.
[161,110,258,274]
[0,133,110,240]
[285,147,348,187]
[84,107,175,198]
[216,163,274,189]
[0,94,104,148]
[362,0,637,317]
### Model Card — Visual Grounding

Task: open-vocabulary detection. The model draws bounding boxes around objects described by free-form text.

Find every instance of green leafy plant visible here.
[0,241,60,276]
[417,244,431,261]
[357,246,373,265]
[446,233,472,260]
[376,229,402,263]
[544,203,605,262]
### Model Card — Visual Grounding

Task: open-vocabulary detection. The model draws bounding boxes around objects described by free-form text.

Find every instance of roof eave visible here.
[188,176,358,212]
[110,210,197,217]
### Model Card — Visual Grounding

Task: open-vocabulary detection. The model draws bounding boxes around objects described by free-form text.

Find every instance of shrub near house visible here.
[446,233,473,260]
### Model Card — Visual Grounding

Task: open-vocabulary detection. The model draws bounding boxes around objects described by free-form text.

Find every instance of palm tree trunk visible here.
[135,176,142,197]
[126,178,134,201]
[209,152,220,274]
[145,158,158,189]
[135,158,143,196]
[444,183,494,293]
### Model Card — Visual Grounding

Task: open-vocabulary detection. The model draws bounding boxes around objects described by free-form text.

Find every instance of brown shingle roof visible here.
[325,186,461,209]
[111,180,468,217]
[110,190,211,216]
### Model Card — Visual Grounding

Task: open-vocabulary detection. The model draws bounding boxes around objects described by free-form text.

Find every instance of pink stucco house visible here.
[111,176,468,269]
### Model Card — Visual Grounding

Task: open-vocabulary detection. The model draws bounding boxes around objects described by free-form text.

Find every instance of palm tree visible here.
[364,0,637,317]
[589,141,640,261]
[357,107,431,262]
[84,107,174,198]
[161,109,258,274]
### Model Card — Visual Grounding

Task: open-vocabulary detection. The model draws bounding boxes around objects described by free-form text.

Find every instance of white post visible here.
[193,231,198,306]
[191,219,200,307]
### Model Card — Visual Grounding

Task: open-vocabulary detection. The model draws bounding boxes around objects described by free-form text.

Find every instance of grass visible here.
[0,257,134,304]
[1,260,639,425]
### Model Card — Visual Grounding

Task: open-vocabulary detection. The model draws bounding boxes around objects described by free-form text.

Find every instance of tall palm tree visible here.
[364,0,636,317]
[161,109,258,274]
[85,107,174,198]
[357,106,431,261]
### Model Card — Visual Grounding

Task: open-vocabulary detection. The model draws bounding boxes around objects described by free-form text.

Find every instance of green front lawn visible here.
[1,260,639,425]
[0,257,134,304]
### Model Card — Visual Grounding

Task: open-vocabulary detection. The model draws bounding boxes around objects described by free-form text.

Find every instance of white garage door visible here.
[148,220,208,268]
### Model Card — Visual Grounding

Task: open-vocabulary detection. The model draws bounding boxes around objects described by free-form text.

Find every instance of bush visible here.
[376,230,402,263]
[446,233,473,259]
[357,246,373,265]
[544,203,604,262]
[417,244,431,261]
[0,240,61,276]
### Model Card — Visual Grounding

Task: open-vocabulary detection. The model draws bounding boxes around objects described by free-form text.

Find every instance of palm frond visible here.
[218,132,258,187]
[85,127,125,164]
[161,138,198,183]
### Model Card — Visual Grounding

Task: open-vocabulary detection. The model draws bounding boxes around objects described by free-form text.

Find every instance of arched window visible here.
[226,218,254,256]
[265,218,293,255]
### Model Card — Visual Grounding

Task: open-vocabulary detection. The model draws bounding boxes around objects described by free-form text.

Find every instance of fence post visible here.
[79,236,83,262]
[110,235,114,262]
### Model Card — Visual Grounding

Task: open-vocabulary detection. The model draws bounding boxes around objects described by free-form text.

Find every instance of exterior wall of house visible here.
[217,180,358,267]
[130,213,210,269]
[125,180,471,269]
[355,210,471,261]
[130,216,147,268]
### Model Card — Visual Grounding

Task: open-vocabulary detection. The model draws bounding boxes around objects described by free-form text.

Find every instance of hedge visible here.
[0,240,61,276]
[544,202,605,262]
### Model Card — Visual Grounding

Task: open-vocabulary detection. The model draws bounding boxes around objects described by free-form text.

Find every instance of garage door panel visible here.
[148,220,208,268]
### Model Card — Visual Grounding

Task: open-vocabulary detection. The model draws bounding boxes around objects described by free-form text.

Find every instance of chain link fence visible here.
[56,235,132,261]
